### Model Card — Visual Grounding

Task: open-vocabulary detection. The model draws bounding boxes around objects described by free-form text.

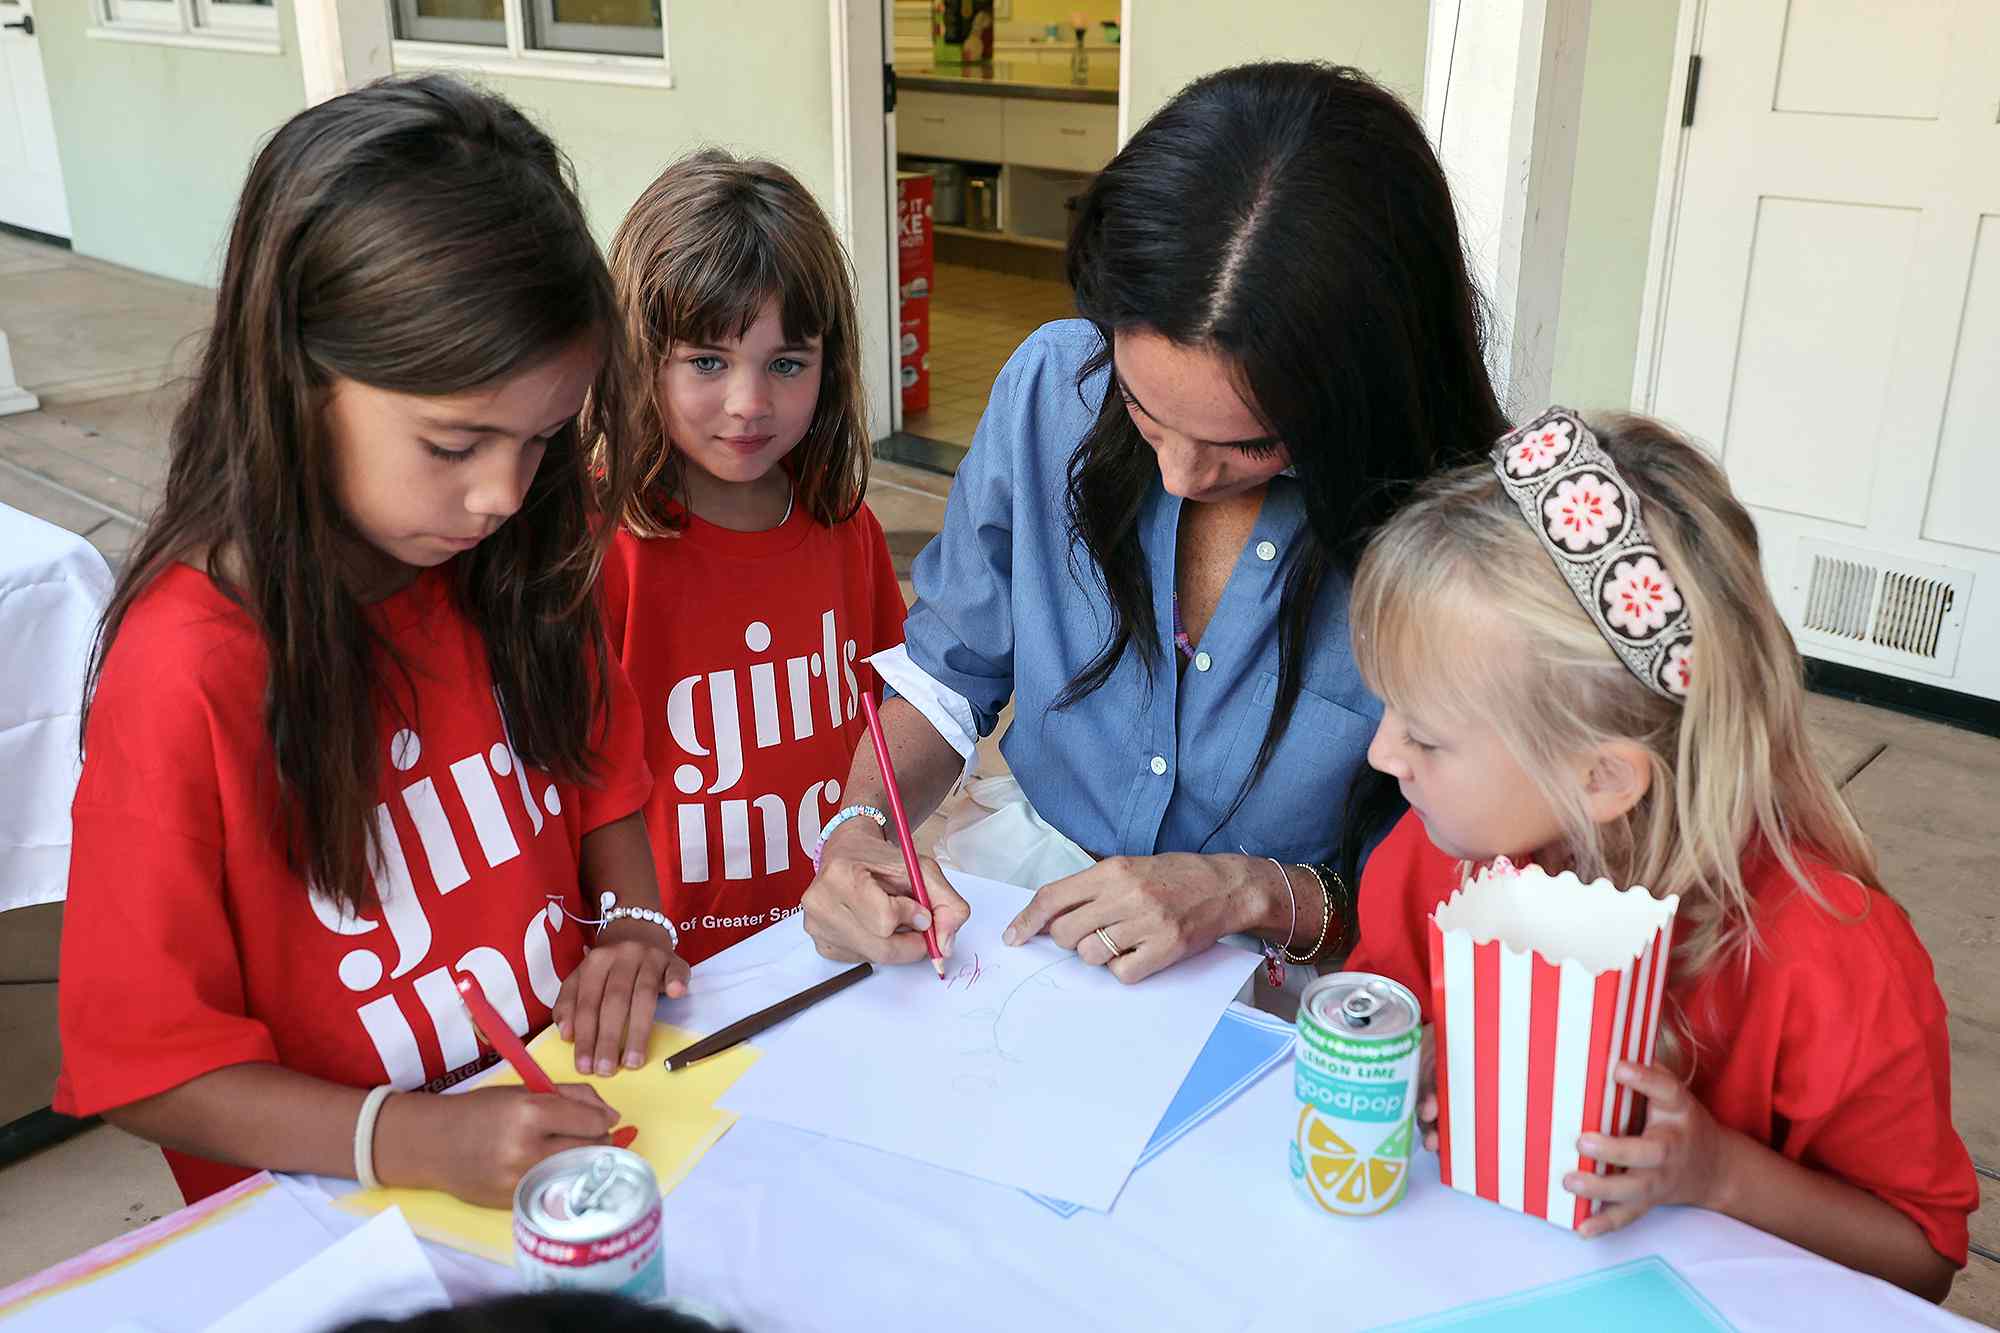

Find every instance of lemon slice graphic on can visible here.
[1337,1116,1412,1214]
[1296,1107,1357,1205]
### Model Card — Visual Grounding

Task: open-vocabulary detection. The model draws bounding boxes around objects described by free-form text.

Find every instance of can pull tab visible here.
[1340,989,1384,1028]
[567,1151,619,1216]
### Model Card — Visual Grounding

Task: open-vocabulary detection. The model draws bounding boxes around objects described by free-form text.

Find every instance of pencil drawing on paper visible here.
[955,953,1077,1068]
[946,953,984,991]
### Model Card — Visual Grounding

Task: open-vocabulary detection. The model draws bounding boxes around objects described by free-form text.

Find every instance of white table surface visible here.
[316,921,1978,1333]
[0,503,111,914]
[3,923,1979,1332]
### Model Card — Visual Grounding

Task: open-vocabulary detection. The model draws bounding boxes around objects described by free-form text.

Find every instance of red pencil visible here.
[859,691,947,979]
[453,972,638,1148]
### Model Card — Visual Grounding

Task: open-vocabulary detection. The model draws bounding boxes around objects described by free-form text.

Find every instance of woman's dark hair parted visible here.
[1059,61,1506,843]
[81,74,642,914]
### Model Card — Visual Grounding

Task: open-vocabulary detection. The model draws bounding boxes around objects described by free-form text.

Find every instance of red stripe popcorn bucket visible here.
[1427,858,1678,1230]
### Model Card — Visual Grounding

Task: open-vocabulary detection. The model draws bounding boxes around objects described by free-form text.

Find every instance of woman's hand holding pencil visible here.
[803,824,968,967]
[859,690,949,978]
[801,693,972,970]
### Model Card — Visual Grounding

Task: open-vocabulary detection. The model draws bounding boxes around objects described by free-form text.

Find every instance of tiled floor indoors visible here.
[903,260,1076,448]
[1,234,1995,1325]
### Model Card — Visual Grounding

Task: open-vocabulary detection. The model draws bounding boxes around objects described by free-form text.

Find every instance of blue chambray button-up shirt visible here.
[901,321,1384,867]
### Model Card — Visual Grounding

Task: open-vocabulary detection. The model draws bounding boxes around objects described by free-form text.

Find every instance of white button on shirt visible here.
[1193,651,1213,672]
[1255,540,1278,562]
[1150,755,1169,776]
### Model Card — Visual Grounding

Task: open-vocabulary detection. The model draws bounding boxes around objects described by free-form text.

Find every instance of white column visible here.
[1424,0,1591,416]
[0,332,36,416]
[294,0,395,107]
[829,0,898,441]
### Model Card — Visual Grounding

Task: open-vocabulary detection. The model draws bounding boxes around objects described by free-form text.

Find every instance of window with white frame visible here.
[99,0,277,43]
[392,0,664,59]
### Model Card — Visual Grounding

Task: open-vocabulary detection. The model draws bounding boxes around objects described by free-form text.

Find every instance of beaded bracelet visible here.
[1293,862,1350,964]
[811,805,888,873]
[601,902,680,952]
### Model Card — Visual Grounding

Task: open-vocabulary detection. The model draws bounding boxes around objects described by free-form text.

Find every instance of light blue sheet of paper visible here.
[1023,1003,1296,1218]
[1366,1257,1737,1332]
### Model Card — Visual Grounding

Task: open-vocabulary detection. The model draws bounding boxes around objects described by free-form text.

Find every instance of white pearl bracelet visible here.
[602,904,679,952]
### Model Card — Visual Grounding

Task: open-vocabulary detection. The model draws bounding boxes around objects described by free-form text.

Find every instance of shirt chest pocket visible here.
[1206,671,1377,859]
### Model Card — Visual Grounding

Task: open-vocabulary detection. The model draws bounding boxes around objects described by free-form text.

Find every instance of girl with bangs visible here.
[56,76,686,1207]
[592,151,905,966]
[1344,410,1976,1300]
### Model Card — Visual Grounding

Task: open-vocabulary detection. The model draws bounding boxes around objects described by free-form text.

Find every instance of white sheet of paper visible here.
[717,870,1260,1210]
[204,1207,446,1333]
[2,1177,343,1333]
[661,913,852,1042]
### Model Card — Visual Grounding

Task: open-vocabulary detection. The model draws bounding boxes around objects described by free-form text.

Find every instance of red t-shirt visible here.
[600,502,907,964]
[54,563,652,1203]
[1345,810,1978,1265]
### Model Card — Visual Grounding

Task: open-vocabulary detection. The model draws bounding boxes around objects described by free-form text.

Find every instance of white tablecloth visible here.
[0,503,111,913]
[307,936,1978,1333]
[3,924,1980,1332]
[296,1068,1975,1333]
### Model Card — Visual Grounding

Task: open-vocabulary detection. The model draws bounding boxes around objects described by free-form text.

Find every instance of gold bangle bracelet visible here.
[1281,863,1332,965]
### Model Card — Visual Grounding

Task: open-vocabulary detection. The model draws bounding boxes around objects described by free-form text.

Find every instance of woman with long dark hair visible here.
[803,62,1505,983]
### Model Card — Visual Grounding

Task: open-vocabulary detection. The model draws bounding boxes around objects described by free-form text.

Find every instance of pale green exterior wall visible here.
[1548,0,1681,412]
[38,5,308,287]
[1119,0,1680,420]
[36,3,838,284]
[1123,0,1428,131]
[468,6,837,247]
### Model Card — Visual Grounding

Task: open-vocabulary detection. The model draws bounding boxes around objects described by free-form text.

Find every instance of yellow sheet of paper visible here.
[337,1024,760,1262]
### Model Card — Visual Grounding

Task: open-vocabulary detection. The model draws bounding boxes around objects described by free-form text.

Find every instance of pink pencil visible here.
[860,691,947,979]
[454,971,638,1148]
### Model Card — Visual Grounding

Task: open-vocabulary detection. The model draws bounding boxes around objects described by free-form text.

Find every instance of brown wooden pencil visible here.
[663,961,874,1071]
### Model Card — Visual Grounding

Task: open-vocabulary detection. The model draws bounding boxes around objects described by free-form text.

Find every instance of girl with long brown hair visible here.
[1343,409,1975,1299]
[54,75,687,1208]
[590,150,904,964]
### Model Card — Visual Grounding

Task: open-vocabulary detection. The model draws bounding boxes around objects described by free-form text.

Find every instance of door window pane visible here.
[532,0,662,56]
[396,0,507,46]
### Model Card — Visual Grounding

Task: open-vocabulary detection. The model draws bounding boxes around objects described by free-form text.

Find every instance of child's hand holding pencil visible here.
[361,973,644,1210]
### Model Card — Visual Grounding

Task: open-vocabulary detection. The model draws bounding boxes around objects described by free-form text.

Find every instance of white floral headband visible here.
[1493,408,1694,701]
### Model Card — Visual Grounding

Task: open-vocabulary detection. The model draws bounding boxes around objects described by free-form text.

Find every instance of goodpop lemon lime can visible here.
[1291,973,1422,1217]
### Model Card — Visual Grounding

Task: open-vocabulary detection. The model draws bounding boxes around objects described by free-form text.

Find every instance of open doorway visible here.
[880,0,1122,473]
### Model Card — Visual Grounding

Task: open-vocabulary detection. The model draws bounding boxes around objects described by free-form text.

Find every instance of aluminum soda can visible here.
[1290,972,1422,1216]
[513,1146,665,1301]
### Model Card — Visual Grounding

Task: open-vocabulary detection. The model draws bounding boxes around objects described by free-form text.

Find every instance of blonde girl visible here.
[1343,409,1977,1301]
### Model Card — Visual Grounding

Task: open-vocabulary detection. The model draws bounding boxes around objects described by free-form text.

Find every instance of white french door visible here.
[1642,0,2000,701]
